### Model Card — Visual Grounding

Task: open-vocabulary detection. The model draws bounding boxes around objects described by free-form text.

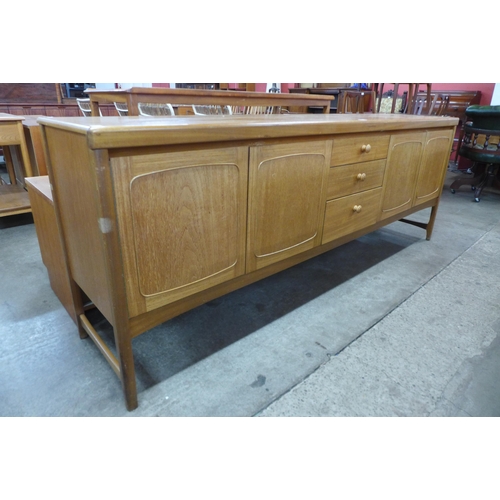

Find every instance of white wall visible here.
[490,84,500,105]
[117,83,153,89]
[94,83,154,90]
[95,83,116,90]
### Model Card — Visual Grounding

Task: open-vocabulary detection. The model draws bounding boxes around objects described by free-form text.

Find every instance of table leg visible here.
[2,147,17,184]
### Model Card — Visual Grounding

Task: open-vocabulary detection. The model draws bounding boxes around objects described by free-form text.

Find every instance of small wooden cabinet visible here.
[38,113,458,410]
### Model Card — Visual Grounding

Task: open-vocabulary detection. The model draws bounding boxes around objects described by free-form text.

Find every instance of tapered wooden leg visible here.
[3,147,17,184]
[113,326,138,411]
[426,205,439,241]
[78,314,137,410]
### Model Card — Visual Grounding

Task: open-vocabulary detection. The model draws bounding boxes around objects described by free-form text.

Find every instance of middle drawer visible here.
[327,159,386,200]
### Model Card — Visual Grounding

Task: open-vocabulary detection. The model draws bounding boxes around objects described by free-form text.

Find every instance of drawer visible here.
[331,133,390,167]
[327,159,386,200]
[322,187,382,244]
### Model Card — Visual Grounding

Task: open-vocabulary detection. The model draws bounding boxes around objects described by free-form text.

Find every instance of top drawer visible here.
[331,133,390,167]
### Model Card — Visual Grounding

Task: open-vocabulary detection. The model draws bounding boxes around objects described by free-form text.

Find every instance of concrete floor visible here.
[1,168,500,417]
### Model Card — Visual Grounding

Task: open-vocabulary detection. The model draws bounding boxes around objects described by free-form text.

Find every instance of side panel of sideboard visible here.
[43,127,114,323]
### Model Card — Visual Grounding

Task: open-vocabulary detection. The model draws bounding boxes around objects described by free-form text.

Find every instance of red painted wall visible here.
[151,83,298,92]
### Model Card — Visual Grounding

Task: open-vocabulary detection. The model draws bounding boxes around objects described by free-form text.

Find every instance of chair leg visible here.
[473,164,499,202]
[450,162,485,195]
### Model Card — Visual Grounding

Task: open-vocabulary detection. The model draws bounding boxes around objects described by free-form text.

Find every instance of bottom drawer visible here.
[322,187,382,244]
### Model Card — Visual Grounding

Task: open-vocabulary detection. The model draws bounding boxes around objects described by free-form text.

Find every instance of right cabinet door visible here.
[413,129,454,206]
[380,131,425,220]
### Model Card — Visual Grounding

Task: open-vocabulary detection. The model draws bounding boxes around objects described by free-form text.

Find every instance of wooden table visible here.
[0,113,33,217]
[289,86,347,112]
[85,87,333,116]
[38,113,458,410]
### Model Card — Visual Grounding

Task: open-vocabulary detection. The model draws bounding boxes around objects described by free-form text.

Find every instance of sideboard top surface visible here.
[38,114,459,150]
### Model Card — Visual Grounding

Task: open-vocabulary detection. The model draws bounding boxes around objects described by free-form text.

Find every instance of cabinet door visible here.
[111,146,248,317]
[380,131,425,220]
[247,140,331,272]
[413,129,454,206]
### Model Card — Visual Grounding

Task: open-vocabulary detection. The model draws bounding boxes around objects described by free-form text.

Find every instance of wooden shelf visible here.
[0,184,31,217]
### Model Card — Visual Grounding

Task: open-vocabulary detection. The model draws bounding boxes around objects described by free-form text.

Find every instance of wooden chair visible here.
[337,90,376,114]
[192,105,232,115]
[77,98,103,117]
[432,94,450,116]
[114,102,128,116]
[76,98,92,117]
[408,93,450,116]
[137,102,175,116]
[229,105,283,115]
[450,105,500,202]
[375,84,431,113]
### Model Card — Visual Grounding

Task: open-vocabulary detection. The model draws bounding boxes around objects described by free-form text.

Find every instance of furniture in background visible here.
[85,87,333,116]
[26,176,89,324]
[438,91,481,164]
[192,105,233,115]
[3,116,47,184]
[219,83,256,91]
[138,102,175,116]
[337,90,376,114]
[0,113,33,217]
[114,102,128,116]
[451,105,500,202]
[20,116,47,177]
[408,93,450,116]
[406,90,481,163]
[0,83,118,117]
[38,112,457,410]
[375,84,432,114]
[288,86,348,113]
[76,98,92,117]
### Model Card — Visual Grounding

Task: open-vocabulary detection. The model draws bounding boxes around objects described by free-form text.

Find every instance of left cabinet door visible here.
[111,146,249,317]
[247,140,331,272]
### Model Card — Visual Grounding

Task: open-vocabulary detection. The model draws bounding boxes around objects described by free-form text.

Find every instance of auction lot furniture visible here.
[38,113,458,410]
[450,105,500,202]
[25,176,88,323]
[0,113,33,217]
[85,87,333,116]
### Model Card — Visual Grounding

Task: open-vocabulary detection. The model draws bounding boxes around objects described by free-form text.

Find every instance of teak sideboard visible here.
[38,113,458,410]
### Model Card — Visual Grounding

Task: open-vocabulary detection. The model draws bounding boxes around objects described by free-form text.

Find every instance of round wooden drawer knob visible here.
[353,205,362,213]
[361,144,372,153]
[357,173,367,181]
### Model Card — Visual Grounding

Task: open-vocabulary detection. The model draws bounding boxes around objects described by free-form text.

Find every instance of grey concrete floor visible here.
[1,168,500,417]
